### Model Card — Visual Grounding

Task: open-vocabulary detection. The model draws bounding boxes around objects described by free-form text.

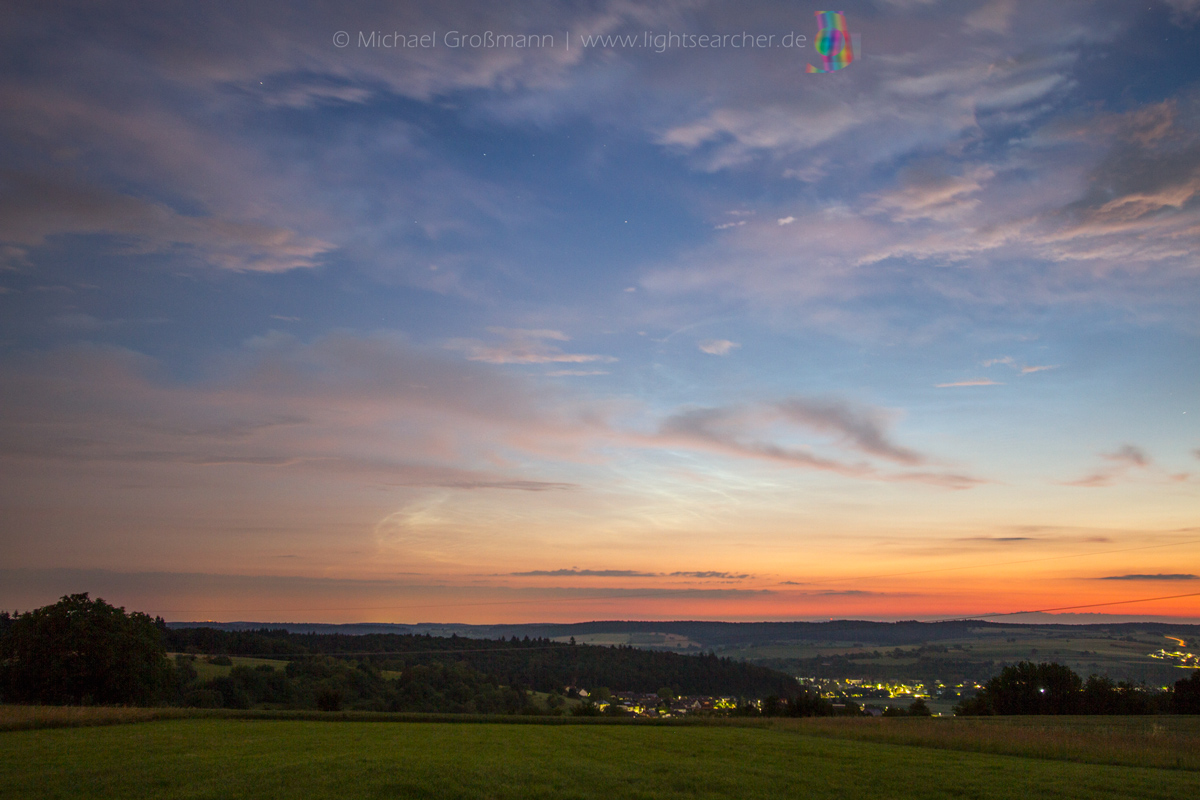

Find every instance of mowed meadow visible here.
[3,709,1199,800]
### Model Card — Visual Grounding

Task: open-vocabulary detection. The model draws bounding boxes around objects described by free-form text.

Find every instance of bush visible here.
[908,698,932,716]
[184,689,224,708]
[788,690,833,717]
[315,687,344,712]
[571,701,602,716]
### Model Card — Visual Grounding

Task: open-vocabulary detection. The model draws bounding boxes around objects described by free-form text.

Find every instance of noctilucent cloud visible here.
[1,1,1198,623]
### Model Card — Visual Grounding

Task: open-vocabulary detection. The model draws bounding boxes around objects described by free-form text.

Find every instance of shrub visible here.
[316,687,344,712]
[184,689,224,708]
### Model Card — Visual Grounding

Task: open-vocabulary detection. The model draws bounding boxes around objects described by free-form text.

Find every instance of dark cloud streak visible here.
[1100,573,1198,581]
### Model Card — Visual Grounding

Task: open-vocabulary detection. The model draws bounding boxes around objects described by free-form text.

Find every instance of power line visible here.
[802,537,1200,588]
[930,590,1200,623]
[178,591,1200,659]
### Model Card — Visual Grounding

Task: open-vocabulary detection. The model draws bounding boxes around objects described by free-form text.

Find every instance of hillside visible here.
[164,627,799,700]
[170,619,1200,684]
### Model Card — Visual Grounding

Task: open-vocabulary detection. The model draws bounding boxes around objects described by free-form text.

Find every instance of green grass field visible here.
[2,710,1199,799]
[171,655,291,682]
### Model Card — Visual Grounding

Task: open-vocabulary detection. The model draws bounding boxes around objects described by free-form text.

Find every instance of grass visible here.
[0,705,198,731]
[779,715,1200,771]
[5,705,1200,769]
[4,717,1199,799]
[0,705,626,732]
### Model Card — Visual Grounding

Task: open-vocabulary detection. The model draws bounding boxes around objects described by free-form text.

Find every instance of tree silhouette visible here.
[0,593,171,705]
[1176,672,1200,714]
[957,662,1082,715]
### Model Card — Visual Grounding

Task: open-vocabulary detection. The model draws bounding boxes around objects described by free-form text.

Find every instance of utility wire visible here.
[929,590,1200,623]
[800,538,1200,587]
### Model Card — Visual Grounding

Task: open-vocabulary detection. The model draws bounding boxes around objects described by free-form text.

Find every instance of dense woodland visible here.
[4,595,1199,715]
[0,595,797,711]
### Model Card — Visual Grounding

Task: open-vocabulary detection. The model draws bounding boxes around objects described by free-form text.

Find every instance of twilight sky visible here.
[1,0,1199,623]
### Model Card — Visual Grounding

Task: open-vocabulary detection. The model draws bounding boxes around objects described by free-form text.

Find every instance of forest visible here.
[1,595,798,712]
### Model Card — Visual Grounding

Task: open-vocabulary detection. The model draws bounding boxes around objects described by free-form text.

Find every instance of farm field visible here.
[171,655,291,682]
[550,632,705,651]
[717,626,1194,685]
[2,714,1198,799]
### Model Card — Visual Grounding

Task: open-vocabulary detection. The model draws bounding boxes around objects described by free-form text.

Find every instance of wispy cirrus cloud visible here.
[867,166,993,222]
[655,397,981,488]
[698,339,739,356]
[645,84,1200,343]
[1065,444,1155,487]
[447,328,617,365]
[1164,0,1200,25]
[659,405,868,477]
[775,397,923,465]
[981,357,1059,375]
[937,379,1003,388]
[0,171,333,272]
[0,332,601,488]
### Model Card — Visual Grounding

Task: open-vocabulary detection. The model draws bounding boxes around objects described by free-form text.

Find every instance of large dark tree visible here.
[1176,671,1200,714]
[957,662,1082,715]
[0,593,171,705]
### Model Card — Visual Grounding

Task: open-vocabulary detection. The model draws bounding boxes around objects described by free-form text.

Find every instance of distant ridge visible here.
[168,618,1200,648]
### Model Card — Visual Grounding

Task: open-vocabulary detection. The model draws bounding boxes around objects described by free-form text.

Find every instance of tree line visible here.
[955,661,1200,715]
[1,594,797,710]
[161,625,799,700]
[6,596,1198,715]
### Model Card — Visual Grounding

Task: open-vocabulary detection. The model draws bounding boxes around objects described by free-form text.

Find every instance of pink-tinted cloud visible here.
[655,398,980,488]
[0,334,603,490]
[698,339,738,355]
[659,404,866,476]
[1065,444,1152,487]
[774,397,923,465]
[644,89,1200,338]
[447,328,618,365]
[867,166,993,222]
[0,171,333,272]
[937,379,1003,388]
